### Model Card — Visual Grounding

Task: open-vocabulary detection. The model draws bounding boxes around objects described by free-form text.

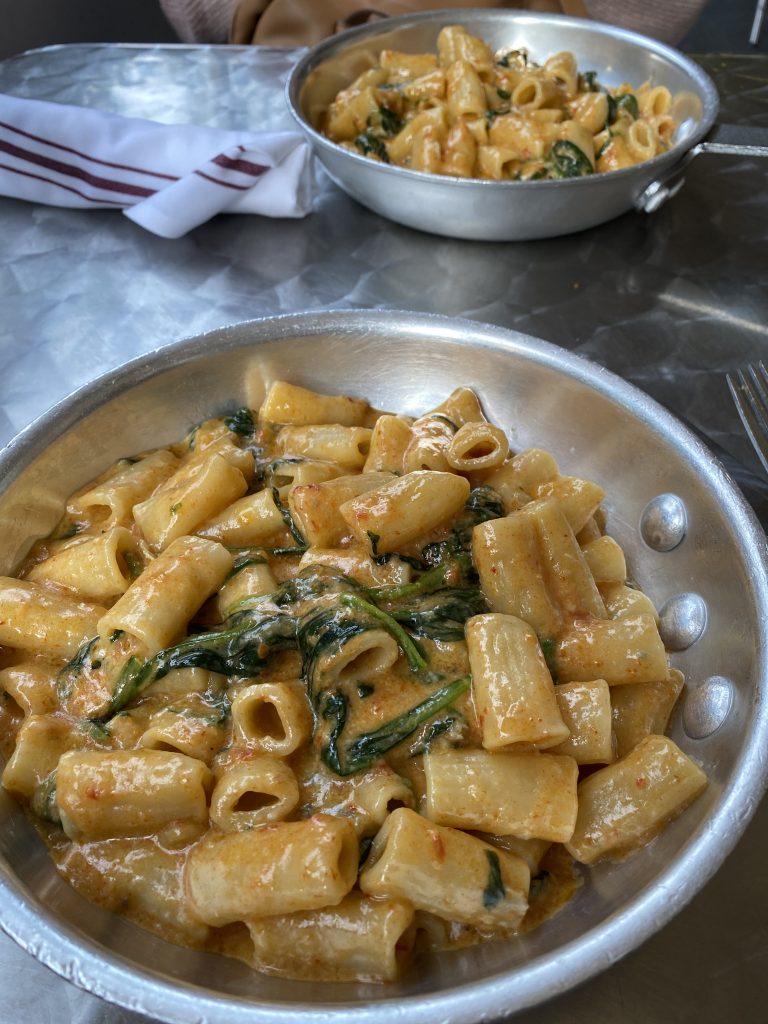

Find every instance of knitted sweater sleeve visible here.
[159,0,239,43]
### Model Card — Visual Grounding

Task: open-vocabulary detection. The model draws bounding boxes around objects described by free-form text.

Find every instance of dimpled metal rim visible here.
[0,310,767,1024]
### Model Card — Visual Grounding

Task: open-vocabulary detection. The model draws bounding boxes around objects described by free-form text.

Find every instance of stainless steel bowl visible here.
[1,310,767,1023]
[286,10,719,239]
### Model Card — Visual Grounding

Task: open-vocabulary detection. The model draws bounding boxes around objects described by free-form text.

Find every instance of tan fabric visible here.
[231,0,589,46]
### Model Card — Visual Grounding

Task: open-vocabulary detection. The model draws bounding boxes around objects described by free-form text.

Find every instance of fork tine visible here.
[727,364,768,476]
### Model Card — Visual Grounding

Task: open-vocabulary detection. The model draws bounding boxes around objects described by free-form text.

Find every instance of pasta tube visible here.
[566,735,707,864]
[359,807,529,932]
[186,815,358,924]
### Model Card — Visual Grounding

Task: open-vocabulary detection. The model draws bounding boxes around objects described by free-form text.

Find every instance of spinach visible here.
[298,603,381,695]
[55,522,84,540]
[422,485,504,565]
[389,587,489,642]
[57,636,99,698]
[580,70,599,92]
[95,613,297,722]
[355,130,390,162]
[549,140,594,179]
[539,637,558,678]
[408,710,465,756]
[124,551,143,580]
[428,413,459,433]
[271,487,307,549]
[322,675,470,776]
[224,407,256,437]
[339,593,430,676]
[366,556,467,602]
[319,690,349,774]
[357,683,375,698]
[31,771,60,825]
[496,87,511,100]
[226,547,268,580]
[607,92,639,125]
[274,566,361,609]
[378,105,402,136]
[482,850,507,910]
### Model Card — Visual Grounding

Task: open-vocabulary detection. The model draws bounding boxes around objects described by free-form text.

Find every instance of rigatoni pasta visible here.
[0,377,707,985]
[320,25,681,182]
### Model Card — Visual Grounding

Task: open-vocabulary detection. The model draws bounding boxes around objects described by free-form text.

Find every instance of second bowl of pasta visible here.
[287,9,718,239]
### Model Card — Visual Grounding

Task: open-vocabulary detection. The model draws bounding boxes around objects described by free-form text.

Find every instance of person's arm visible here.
[159,0,239,43]
[585,0,708,44]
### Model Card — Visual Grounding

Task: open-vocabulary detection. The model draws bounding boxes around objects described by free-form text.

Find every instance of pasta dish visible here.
[320,25,678,180]
[0,380,707,983]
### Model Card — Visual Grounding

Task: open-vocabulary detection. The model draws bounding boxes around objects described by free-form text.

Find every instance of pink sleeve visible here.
[159,0,239,43]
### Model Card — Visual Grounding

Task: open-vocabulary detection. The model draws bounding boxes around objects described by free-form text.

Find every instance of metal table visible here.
[1,42,767,1024]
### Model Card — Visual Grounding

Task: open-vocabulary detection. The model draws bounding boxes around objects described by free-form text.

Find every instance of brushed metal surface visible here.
[1,310,767,1024]
[287,10,719,239]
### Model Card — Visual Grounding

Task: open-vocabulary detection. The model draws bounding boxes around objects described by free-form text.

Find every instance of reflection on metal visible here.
[683,675,734,739]
[640,494,688,552]
[659,592,708,651]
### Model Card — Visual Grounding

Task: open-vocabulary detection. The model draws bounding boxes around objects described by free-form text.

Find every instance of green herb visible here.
[596,135,613,160]
[366,557,465,603]
[615,92,639,119]
[95,613,297,722]
[429,413,459,433]
[607,92,639,125]
[274,567,361,609]
[319,690,349,775]
[378,105,402,136]
[82,719,111,742]
[55,522,84,540]
[422,485,504,565]
[298,603,381,693]
[170,502,182,516]
[355,130,390,162]
[357,683,375,698]
[271,487,307,549]
[224,407,256,437]
[408,711,465,756]
[389,587,488,642]
[367,531,381,557]
[482,850,506,910]
[580,70,599,92]
[57,636,99,697]
[323,675,470,776]
[226,548,268,580]
[496,87,511,100]
[124,551,143,580]
[31,771,60,825]
[539,637,558,678]
[109,629,124,643]
[548,140,594,179]
[339,593,429,676]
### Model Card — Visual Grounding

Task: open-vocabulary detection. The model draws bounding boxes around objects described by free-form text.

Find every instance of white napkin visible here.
[0,93,313,238]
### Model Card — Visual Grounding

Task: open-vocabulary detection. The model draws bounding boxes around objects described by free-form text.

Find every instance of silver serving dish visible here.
[1,310,767,1023]
[286,10,726,239]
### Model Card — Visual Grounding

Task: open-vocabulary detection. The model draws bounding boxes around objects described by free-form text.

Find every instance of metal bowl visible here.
[286,10,719,240]
[1,310,767,1023]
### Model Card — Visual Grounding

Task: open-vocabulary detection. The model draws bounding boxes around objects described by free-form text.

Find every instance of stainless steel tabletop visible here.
[1,41,767,1024]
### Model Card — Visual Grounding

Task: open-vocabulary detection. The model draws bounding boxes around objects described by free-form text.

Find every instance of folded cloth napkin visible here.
[0,93,313,238]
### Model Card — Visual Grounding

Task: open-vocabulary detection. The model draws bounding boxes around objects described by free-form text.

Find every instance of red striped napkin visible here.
[0,93,313,238]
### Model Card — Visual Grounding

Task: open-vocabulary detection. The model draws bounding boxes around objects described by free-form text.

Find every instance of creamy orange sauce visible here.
[0,386,704,983]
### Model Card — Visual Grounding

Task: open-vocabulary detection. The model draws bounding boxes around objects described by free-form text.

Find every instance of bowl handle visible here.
[635,123,768,214]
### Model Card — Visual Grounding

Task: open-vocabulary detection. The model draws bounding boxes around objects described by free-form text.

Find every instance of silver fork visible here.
[726,362,768,475]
